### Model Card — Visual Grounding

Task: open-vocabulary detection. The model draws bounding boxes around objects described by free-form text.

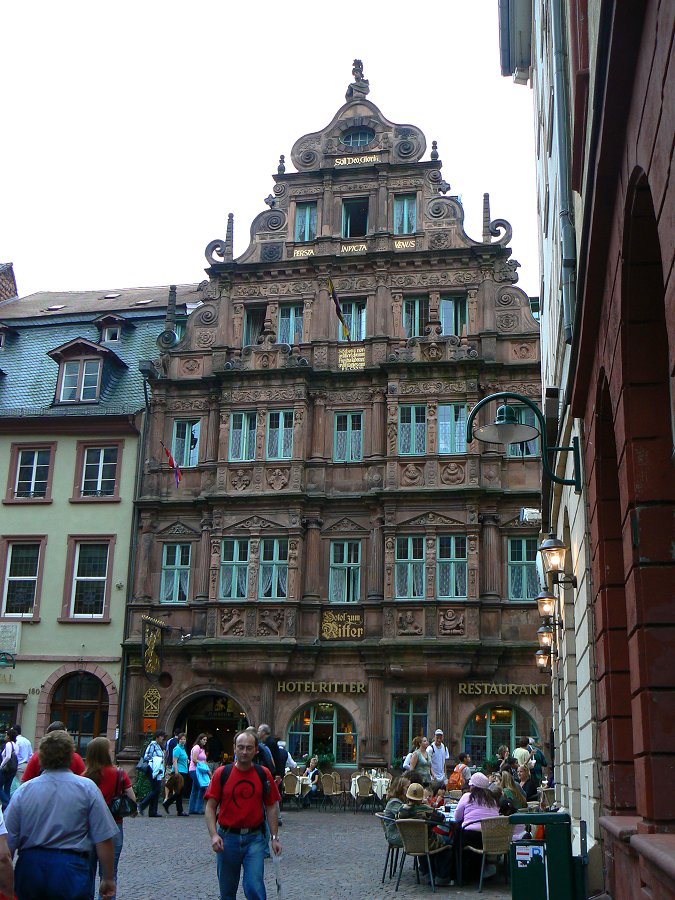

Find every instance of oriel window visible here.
[329,541,360,603]
[259,538,288,600]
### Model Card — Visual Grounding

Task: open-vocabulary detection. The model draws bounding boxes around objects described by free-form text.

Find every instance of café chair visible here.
[320,773,340,811]
[462,817,513,892]
[375,812,401,883]
[281,772,301,810]
[332,772,348,810]
[540,787,555,809]
[447,790,463,801]
[394,818,449,893]
[354,774,376,814]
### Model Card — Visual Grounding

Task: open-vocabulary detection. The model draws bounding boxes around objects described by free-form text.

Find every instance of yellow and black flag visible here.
[327,275,350,341]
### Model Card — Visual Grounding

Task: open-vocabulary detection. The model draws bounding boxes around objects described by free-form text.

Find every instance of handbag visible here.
[108,768,136,818]
[136,743,154,777]
[2,743,18,779]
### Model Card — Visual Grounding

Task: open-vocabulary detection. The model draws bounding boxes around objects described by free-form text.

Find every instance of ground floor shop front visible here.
[120,649,551,769]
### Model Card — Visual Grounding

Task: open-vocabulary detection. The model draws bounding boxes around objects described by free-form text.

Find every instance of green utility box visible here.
[509,811,586,900]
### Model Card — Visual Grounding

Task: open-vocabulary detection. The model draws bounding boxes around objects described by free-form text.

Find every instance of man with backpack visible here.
[205,730,281,899]
[447,752,471,791]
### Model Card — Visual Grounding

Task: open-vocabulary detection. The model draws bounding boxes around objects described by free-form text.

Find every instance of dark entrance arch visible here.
[171,693,249,765]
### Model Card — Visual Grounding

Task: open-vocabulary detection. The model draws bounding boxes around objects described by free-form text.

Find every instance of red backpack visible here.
[447,763,467,790]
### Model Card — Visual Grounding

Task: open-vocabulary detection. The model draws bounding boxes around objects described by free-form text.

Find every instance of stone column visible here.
[321,173,333,236]
[367,514,384,601]
[436,682,452,743]
[302,518,322,601]
[310,395,326,460]
[260,679,274,729]
[121,661,145,754]
[134,514,156,601]
[377,172,388,231]
[206,393,219,462]
[194,515,212,602]
[374,268,389,336]
[479,514,501,600]
[370,389,386,459]
[361,667,386,766]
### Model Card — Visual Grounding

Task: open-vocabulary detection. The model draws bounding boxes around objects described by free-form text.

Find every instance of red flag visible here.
[160,442,182,486]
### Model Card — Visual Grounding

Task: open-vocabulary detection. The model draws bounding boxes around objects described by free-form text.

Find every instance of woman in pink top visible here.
[453,772,501,882]
[188,733,208,814]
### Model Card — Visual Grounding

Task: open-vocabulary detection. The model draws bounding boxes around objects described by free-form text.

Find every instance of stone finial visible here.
[482,193,492,243]
[345,58,370,101]
[224,213,234,261]
[264,194,276,208]
[278,154,286,174]
[431,140,439,160]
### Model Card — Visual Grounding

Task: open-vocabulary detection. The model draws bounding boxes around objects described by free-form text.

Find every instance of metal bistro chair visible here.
[462,817,513,892]
[353,774,376,814]
[375,812,401,883]
[281,772,301,810]
[394,818,450,893]
[332,771,348,810]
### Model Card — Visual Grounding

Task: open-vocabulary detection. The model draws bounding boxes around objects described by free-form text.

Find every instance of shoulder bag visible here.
[108,768,136,818]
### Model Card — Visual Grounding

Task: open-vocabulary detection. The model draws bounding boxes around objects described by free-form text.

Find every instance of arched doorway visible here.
[461,704,538,766]
[287,701,358,767]
[50,671,109,755]
[172,694,249,765]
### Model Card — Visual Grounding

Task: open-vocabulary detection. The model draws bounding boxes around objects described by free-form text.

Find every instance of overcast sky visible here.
[2,2,539,299]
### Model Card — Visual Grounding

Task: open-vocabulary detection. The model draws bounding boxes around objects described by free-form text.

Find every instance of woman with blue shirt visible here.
[163,733,189,816]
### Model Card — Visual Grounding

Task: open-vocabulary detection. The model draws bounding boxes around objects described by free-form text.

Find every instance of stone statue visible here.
[345,59,370,101]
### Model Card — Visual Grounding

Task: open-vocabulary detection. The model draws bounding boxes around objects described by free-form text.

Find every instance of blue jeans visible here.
[15,847,94,900]
[189,770,205,814]
[215,827,267,900]
[89,822,123,899]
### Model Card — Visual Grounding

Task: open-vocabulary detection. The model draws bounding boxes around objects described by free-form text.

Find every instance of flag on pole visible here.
[160,441,182,486]
[327,275,350,342]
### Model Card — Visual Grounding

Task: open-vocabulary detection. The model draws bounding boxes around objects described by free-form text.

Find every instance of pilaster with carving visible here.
[467,289,479,335]
[248,538,260,600]
[384,534,396,600]
[425,535,437,600]
[232,304,244,348]
[206,393,219,462]
[301,518,322,601]
[427,399,438,454]
[467,529,479,600]
[370,389,386,458]
[310,394,326,460]
[255,408,266,460]
[479,513,501,600]
[218,411,230,461]
[134,514,157,601]
[391,291,404,338]
[321,173,333,237]
[195,515,212,602]
[302,294,313,342]
[209,537,221,600]
[367,514,384,601]
[287,537,300,601]
[292,406,305,458]
[374,267,389,335]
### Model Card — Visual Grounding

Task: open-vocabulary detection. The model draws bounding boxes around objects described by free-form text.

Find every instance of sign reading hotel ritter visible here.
[338,346,366,371]
[277,680,367,694]
[458,682,548,696]
[321,609,364,640]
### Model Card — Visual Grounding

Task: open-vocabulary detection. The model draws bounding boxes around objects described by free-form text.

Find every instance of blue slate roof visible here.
[0,286,199,417]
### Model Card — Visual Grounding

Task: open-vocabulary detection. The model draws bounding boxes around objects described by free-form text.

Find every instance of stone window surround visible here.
[59,533,116,624]
[34,661,118,743]
[0,534,48,622]
[157,534,200,604]
[70,439,125,503]
[3,441,57,505]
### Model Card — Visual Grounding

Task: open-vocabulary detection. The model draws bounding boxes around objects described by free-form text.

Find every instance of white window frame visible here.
[266,410,293,460]
[15,448,51,499]
[437,535,468,599]
[438,404,467,454]
[219,539,249,599]
[259,538,288,600]
[329,540,361,603]
[2,542,40,617]
[59,359,102,403]
[172,419,200,468]
[70,542,109,618]
[278,304,303,344]
[160,543,191,604]
[229,411,257,462]
[338,300,367,342]
[395,536,425,599]
[81,446,118,496]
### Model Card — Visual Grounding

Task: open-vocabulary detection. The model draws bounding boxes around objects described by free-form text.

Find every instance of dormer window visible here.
[102,325,120,343]
[340,128,375,148]
[60,359,101,402]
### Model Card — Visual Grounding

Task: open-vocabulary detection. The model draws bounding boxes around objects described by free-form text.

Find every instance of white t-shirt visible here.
[402,752,413,770]
[0,807,6,837]
[427,741,449,780]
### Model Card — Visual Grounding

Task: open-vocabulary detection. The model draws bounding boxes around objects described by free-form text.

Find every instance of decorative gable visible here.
[157,521,200,537]
[47,337,127,369]
[322,517,369,534]
[230,515,283,531]
[399,511,465,528]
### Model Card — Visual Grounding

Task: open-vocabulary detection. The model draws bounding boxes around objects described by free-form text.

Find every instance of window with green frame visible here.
[403,298,429,338]
[394,194,417,234]
[229,411,256,461]
[462,704,538,766]
[278,304,303,344]
[338,300,366,342]
[243,307,265,347]
[506,407,540,458]
[287,702,358,766]
[438,404,467,454]
[508,536,539,600]
[172,418,200,468]
[334,412,363,462]
[342,198,369,238]
[395,536,425,599]
[219,539,249,599]
[398,405,426,455]
[294,202,317,242]
[437,535,467,599]
[160,543,191,603]
[259,538,288,599]
[328,540,360,603]
[440,296,467,336]
[392,696,428,763]
[266,410,293,459]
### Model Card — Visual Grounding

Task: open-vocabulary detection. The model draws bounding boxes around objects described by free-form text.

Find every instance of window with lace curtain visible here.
[398,405,426,454]
[438,404,467,454]
[220,539,249,599]
[508,537,539,600]
[267,410,293,459]
[243,307,265,346]
[506,407,540,458]
[229,411,257,461]
[338,300,366,342]
[294,202,317,242]
[278,304,303,344]
[395,536,425,599]
[328,541,360,603]
[259,538,288,600]
[172,419,200,468]
[440,296,467,336]
[333,412,363,462]
[393,194,417,234]
[437,535,467,599]
[160,543,191,603]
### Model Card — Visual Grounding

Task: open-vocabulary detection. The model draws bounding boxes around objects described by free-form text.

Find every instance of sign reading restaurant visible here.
[458,682,548,696]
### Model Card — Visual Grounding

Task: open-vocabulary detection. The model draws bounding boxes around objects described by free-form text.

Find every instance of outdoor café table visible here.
[288,776,312,797]
[350,774,390,800]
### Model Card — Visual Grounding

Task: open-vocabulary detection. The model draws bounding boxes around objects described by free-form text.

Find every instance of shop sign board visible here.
[320,609,364,639]
[277,681,367,694]
[458,682,548,696]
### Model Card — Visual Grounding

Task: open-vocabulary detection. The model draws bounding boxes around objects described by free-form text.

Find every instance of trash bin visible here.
[508,810,585,900]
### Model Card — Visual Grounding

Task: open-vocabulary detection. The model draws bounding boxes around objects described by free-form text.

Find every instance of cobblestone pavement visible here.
[116,807,512,899]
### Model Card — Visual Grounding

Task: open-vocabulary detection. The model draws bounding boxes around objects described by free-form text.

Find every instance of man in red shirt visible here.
[205,730,281,900]
[21,721,85,782]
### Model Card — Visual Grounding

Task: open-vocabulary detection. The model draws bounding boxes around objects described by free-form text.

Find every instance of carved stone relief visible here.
[440,462,465,486]
[397,610,423,636]
[230,469,251,491]
[221,609,245,636]
[257,609,285,636]
[438,609,465,636]
[401,463,423,487]
[266,467,290,490]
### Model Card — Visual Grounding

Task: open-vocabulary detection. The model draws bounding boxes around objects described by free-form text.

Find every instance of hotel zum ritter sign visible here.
[320,610,364,640]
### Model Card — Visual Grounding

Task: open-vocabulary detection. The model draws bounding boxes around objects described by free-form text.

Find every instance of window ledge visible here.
[3,498,52,505]
[0,615,40,623]
[69,496,121,504]
[57,616,111,624]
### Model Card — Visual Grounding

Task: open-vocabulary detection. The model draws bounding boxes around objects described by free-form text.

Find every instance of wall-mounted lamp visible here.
[0,652,16,669]
[537,623,554,648]
[535,589,556,618]
[538,532,578,588]
[466,391,582,493]
[535,648,552,672]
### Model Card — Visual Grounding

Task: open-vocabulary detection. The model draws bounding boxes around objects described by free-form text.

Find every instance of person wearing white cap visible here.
[427,730,450,788]
[453,772,501,881]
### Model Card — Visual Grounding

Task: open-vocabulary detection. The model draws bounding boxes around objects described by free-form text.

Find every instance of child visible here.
[430,785,446,809]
